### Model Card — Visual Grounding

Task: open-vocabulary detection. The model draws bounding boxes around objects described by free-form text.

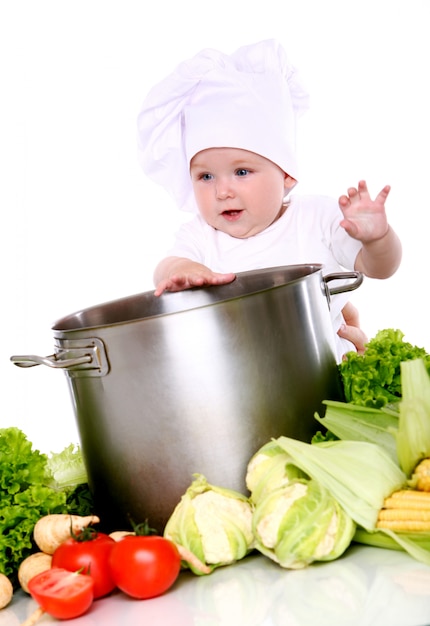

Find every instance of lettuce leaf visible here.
[339,329,430,408]
[47,443,88,490]
[0,427,93,587]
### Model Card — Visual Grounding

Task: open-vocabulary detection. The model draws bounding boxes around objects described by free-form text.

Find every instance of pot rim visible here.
[51,264,324,333]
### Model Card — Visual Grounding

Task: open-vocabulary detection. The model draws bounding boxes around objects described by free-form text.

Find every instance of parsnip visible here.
[18,552,52,593]
[109,530,135,541]
[0,573,13,609]
[19,606,45,626]
[174,544,212,574]
[33,514,100,554]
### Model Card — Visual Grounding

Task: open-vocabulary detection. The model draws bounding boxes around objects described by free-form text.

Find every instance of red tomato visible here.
[52,532,116,598]
[28,567,94,620]
[109,535,181,599]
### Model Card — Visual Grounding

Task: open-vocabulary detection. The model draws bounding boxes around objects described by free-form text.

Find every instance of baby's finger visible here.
[357,180,369,194]
[154,281,168,296]
[211,272,236,285]
[375,184,391,203]
[338,194,351,208]
[351,180,371,201]
[347,186,359,198]
[338,323,368,355]
[188,274,207,287]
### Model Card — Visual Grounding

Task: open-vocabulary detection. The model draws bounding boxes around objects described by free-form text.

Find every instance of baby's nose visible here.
[215,180,234,199]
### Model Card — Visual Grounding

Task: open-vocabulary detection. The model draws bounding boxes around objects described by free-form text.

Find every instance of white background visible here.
[1,0,429,453]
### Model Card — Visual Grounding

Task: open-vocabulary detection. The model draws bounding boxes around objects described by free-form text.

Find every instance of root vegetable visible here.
[174,544,212,574]
[109,530,135,541]
[19,606,45,626]
[0,573,13,609]
[33,514,100,554]
[18,553,52,593]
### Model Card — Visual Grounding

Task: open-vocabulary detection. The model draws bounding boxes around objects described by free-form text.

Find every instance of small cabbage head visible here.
[164,473,254,575]
[252,478,356,569]
[246,440,308,504]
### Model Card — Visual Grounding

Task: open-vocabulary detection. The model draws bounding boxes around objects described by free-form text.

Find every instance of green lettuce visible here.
[339,329,430,408]
[47,443,88,489]
[0,428,93,587]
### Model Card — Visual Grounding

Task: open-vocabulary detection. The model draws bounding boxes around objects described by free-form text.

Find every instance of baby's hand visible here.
[339,180,390,243]
[337,301,368,355]
[154,262,235,296]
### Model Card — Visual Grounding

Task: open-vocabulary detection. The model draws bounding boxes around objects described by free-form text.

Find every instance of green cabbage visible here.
[252,479,355,569]
[164,473,254,575]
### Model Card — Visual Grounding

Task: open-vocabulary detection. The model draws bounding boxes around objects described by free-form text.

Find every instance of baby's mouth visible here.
[222,209,243,221]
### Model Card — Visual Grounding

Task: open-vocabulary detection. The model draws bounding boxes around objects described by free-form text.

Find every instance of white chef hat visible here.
[137,39,309,212]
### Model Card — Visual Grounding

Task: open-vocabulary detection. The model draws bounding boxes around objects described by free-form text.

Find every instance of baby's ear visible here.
[284,174,297,191]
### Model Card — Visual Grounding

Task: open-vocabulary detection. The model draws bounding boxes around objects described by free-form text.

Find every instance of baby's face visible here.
[190,148,295,238]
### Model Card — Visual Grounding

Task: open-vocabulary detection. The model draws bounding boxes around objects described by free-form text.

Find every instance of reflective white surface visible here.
[3,545,430,626]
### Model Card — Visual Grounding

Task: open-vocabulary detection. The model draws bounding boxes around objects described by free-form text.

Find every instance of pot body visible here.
[50,265,349,531]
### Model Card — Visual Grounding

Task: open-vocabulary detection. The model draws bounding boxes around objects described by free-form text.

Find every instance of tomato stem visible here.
[129,518,157,536]
[68,516,99,542]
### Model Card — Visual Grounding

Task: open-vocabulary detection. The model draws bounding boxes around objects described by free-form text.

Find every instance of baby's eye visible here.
[200,172,213,181]
[236,168,250,177]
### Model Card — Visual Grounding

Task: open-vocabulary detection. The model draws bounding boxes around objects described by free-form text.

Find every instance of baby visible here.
[137,39,401,361]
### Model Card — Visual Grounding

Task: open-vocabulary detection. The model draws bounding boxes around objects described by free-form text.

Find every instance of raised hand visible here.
[339,180,390,243]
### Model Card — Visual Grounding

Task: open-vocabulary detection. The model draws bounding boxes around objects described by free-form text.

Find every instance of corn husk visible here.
[314,401,399,463]
[396,359,430,476]
[274,437,406,531]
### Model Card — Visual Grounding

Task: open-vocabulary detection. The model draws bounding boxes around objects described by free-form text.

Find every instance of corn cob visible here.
[377,520,430,531]
[411,458,430,492]
[376,489,430,531]
[383,489,430,510]
[378,509,430,521]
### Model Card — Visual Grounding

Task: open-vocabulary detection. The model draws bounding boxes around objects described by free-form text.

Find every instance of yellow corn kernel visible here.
[412,458,430,492]
[383,489,430,510]
[376,519,430,531]
[377,487,430,530]
[378,508,430,521]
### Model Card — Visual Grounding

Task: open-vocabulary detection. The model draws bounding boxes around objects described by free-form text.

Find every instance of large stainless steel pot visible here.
[12,264,362,532]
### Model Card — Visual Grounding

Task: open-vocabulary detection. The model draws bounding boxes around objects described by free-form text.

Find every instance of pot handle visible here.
[324,271,363,295]
[10,338,109,377]
[10,353,92,369]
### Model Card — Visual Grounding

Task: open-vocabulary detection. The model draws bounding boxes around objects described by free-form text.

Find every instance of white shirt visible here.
[166,193,363,361]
